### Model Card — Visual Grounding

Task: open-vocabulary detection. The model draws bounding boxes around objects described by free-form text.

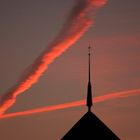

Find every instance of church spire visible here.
[86,45,93,112]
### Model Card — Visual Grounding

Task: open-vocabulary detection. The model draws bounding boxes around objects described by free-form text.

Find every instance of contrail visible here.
[0,89,139,119]
[0,0,108,115]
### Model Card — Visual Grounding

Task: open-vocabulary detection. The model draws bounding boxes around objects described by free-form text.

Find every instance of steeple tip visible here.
[86,45,93,112]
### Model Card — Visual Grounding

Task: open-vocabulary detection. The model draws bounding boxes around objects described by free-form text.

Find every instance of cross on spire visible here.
[88,45,91,82]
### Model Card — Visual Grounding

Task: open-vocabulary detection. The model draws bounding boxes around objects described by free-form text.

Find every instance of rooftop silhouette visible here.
[61,46,120,140]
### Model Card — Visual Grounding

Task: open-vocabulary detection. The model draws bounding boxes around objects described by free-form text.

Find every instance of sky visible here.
[0,0,140,139]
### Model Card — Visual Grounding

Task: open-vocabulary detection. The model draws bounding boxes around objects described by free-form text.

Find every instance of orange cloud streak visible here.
[0,0,108,115]
[0,89,139,119]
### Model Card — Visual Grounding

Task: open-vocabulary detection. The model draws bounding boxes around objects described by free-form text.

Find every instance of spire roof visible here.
[61,111,120,139]
[61,45,120,140]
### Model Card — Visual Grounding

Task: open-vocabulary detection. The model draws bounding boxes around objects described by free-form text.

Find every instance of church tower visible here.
[61,46,120,140]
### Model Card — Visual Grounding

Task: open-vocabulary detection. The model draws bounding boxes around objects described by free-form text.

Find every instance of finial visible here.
[88,45,91,82]
[86,45,93,112]
[88,45,91,54]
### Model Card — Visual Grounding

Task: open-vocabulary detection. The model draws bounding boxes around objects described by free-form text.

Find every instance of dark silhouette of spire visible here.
[61,45,120,140]
[87,45,93,112]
